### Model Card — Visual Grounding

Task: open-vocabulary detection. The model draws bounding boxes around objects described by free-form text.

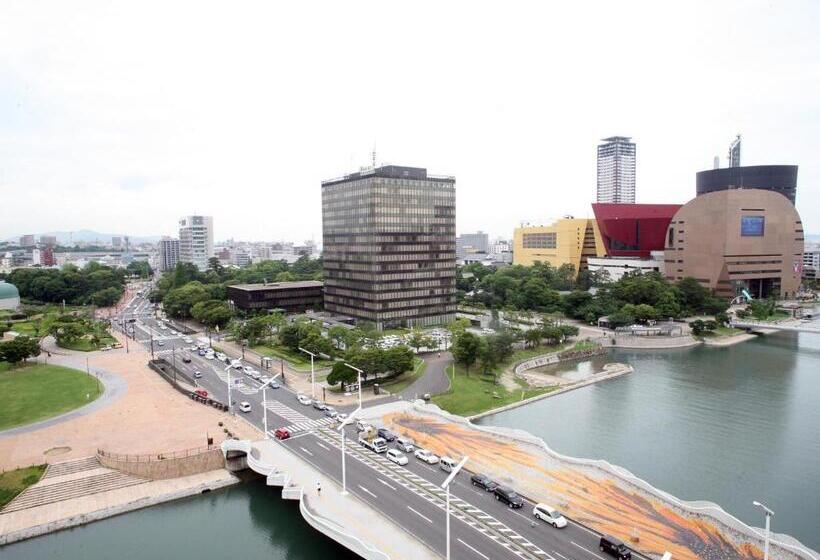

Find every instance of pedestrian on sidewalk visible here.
[316,480,322,496]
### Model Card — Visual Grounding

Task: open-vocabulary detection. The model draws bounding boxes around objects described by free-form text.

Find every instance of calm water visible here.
[3,479,358,560]
[479,325,820,550]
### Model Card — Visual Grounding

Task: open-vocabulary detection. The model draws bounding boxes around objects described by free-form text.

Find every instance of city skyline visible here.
[2,2,819,242]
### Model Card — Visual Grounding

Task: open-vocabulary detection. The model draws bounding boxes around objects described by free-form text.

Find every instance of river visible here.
[478,326,820,551]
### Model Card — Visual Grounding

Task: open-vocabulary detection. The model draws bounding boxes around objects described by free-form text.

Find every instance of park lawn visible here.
[57,333,117,352]
[251,344,335,372]
[0,364,103,430]
[432,364,555,417]
[376,358,426,395]
[5,320,42,337]
[0,464,47,509]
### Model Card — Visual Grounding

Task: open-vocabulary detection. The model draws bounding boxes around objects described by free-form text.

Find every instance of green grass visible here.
[376,358,426,395]
[57,334,117,352]
[6,320,42,337]
[251,344,335,371]
[0,464,47,509]
[0,364,103,430]
[432,364,556,417]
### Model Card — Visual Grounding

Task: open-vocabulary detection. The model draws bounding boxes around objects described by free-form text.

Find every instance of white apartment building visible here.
[158,237,181,272]
[178,216,214,270]
[597,136,636,204]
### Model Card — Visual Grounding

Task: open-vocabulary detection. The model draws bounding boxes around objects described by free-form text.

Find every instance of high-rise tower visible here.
[597,136,636,203]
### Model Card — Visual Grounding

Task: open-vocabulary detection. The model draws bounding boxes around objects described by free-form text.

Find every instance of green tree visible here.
[383,346,414,377]
[407,329,435,353]
[523,328,543,348]
[0,336,41,365]
[326,361,357,390]
[690,319,705,336]
[451,331,481,373]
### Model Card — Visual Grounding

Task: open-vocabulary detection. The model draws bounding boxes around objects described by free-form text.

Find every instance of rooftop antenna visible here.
[372,141,377,168]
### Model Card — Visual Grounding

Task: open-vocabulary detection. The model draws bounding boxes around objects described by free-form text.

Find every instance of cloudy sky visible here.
[1,1,818,243]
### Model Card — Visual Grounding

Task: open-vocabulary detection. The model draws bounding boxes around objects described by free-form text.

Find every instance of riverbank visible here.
[0,463,238,546]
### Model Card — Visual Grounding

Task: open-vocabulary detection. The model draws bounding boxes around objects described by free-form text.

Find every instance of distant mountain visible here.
[4,230,162,245]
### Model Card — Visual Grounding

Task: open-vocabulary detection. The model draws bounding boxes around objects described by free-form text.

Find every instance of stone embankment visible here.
[97,446,226,480]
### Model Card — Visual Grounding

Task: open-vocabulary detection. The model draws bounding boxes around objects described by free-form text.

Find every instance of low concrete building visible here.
[664,189,804,299]
[226,281,324,313]
[587,251,666,281]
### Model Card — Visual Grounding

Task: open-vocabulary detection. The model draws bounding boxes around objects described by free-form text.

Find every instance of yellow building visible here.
[513,218,605,270]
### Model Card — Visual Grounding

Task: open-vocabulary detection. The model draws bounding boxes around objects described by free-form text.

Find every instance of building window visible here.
[523,232,556,249]
[668,228,674,247]
[741,216,765,237]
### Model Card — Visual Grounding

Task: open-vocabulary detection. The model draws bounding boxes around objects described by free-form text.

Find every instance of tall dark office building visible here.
[321,165,456,329]
[695,165,798,206]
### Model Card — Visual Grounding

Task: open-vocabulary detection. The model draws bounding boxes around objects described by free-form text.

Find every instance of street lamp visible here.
[336,407,360,496]
[441,456,469,560]
[344,363,364,410]
[261,373,282,438]
[753,500,774,560]
[222,363,234,414]
[298,347,316,399]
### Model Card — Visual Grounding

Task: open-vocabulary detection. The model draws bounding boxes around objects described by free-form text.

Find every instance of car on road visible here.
[335,413,348,423]
[216,352,227,361]
[157,340,165,346]
[194,370,202,378]
[194,389,208,398]
[259,376,270,385]
[377,428,396,442]
[414,449,439,464]
[297,394,312,406]
[440,456,459,473]
[386,449,409,465]
[312,400,328,411]
[599,536,632,559]
[100,345,112,351]
[184,337,193,344]
[198,349,206,356]
[494,486,524,509]
[532,503,567,528]
[242,365,255,375]
[395,437,414,453]
[470,473,498,492]
[356,420,372,432]
[204,351,214,360]
[182,354,192,363]
[239,401,252,413]
[231,360,243,370]
[269,380,280,389]
[274,427,291,440]
[324,407,337,418]
[170,330,179,336]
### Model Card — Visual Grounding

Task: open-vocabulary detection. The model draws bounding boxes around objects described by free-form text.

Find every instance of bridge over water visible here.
[731,320,820,335]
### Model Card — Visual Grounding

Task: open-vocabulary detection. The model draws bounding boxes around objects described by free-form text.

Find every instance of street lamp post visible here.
[753,500,774,560]
[261,373,282,438]
[223,364,234,414]
[298,347,317,399]
[441,456,469,560]
[344,363,364,410]
[337,407,360,496]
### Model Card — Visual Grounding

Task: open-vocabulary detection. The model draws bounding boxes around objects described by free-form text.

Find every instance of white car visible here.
[243,366,255,375]
[194,370,202,378]
[204,352,215,360]
[156,340,165,346]
[216,352,227,361]
[260,376,270,385]
[533,503,567,528]
[297,394,312,406]
[414,449,439,464]
[386,449,409,466]
[231,360,243,370]
[356,420,372,432]
[184,337,193,344]
[239,401,252,413]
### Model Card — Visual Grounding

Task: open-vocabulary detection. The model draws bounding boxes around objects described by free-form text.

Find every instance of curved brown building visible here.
[665,189,804,299]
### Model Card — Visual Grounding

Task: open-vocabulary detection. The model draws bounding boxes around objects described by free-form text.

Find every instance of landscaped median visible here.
[0,364,103,431]
[250,344,335,372]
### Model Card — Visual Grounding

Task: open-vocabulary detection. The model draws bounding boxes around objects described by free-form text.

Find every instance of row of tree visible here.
[4,262,127,306]
[0,336,41,365]
[326,346,415,389]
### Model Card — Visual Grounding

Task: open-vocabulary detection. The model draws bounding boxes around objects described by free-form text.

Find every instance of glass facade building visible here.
[321,165,456,329]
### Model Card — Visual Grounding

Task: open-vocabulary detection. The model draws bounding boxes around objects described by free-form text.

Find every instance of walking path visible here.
[399,352,451,399]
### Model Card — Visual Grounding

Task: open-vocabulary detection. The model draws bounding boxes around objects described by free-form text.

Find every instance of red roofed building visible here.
[592,203,681,258]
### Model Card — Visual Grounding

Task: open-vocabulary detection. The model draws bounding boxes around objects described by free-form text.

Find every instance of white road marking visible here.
[315,441,329,451]
[458,538,490,560]
[553,552,570,560]
[571,541,607,560]
[377,478,396,491]
[299,447,313,457]
[358,485,377,498]
[569,519,601,537]
[407,506,433,524]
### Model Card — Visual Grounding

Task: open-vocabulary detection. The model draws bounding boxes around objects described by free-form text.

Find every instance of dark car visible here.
[494,486,524,508]
[599,536,632,560]
[377,428,396,442]
[470,473,498,492]
[182,355,192,363]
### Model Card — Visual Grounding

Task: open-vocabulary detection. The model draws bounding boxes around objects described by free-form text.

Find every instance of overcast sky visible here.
[1,1,818,243]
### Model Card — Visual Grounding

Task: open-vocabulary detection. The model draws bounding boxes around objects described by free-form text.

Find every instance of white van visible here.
[395,437,415,453]
[440,456,458,473]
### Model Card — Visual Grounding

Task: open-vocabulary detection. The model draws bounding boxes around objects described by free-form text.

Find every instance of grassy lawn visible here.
[251,344,335,371]
[5,320,42,337]
[0,364,103,430]
[376,358,426,395]
[432,364,556,417]
[0,464,47,509]
[57,333,117,352]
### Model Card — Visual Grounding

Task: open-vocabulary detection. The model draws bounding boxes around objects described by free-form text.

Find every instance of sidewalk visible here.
[254,439,439,560]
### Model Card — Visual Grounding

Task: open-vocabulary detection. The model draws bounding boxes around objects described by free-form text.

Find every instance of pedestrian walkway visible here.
[264,401,313,424]
[277,416,335,434]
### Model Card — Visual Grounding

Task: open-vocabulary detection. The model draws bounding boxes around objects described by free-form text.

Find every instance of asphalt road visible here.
[115,289,649,560]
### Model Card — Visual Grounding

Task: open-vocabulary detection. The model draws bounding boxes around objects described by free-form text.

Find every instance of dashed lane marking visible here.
[407,506,434,524]
[358,485,377,498]
[459,538,491,560]
[571,541,606,560]
[377,478,396,491]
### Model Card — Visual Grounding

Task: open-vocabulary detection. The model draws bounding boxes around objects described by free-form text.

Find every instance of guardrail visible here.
[98,446,214,463]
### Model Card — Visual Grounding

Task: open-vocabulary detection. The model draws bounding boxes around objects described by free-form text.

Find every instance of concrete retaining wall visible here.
[98,449,225,480]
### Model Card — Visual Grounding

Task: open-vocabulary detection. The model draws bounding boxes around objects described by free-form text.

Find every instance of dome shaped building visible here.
[0,281,21,310]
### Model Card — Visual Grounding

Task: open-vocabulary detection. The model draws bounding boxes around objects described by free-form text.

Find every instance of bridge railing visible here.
[97,446,214,463]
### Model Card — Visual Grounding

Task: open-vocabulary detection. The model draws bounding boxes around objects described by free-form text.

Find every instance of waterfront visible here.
[479,328,820,551]
[2,479,357,560]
